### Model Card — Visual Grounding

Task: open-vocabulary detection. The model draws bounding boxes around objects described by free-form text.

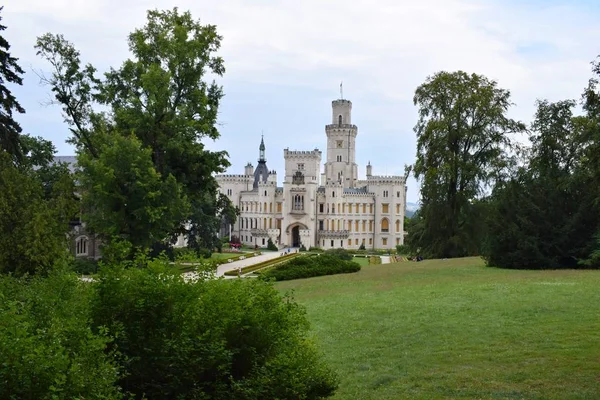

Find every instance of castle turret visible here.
[324,97,358,188]
[253,135,269,189]
[245,162,254,176]
[366,161,372,177]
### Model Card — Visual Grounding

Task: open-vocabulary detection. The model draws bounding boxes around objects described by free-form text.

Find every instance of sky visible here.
[3,0,600,203]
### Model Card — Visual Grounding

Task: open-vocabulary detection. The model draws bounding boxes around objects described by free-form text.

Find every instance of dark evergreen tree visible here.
[0,6,25,162]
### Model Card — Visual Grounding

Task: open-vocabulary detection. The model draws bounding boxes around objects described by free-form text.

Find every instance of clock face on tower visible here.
[337,140,343,148]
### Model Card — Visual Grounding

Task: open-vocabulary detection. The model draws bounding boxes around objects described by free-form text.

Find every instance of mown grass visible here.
[276,257,600,400]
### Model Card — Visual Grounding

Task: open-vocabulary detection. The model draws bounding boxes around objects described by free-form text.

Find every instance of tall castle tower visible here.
[323,99,358,188]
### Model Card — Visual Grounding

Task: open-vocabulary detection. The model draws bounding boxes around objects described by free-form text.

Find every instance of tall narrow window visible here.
[338,115,342,125]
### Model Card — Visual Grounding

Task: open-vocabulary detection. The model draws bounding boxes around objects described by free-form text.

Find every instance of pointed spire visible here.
[259,134,266,162]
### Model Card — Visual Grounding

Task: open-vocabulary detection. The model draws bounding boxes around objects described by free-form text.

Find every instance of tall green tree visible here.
[36,8,236,258]
[408,71,525,258]
[0,6,25,162]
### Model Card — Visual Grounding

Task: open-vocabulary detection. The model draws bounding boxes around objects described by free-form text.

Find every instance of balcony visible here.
[318,230,350,239]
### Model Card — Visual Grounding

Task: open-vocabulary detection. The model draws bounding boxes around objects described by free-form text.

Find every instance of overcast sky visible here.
[3,0,600,203]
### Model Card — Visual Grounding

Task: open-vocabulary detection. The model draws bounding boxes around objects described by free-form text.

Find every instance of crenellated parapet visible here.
[367,175,405,185]
[216,174,253,184]
[284,148,322,159]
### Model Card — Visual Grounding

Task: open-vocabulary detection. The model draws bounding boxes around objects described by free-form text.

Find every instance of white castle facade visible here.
[216,98,407,250]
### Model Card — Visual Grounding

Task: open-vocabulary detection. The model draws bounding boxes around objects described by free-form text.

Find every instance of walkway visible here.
[182,249,298,280]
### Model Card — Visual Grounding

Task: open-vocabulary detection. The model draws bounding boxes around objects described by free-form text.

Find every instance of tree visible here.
[77,132,189,253]
[35,8,235,258]
[408,71,525,258]
[0,150,78,275]
[0,6,25,162]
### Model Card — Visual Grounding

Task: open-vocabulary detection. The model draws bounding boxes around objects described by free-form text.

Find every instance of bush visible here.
[71,257,100,275]
[0,270,121,399]
[325,248,353,261]
[261,254,360,281]
[267,238,278,251]
[308,246,324,253]
[369,256,382,265]
[299,244,307,252]
[396,244,410,255]
[92,259,338,399]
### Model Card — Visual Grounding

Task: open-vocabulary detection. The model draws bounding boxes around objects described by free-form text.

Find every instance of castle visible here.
[216,98,407,250]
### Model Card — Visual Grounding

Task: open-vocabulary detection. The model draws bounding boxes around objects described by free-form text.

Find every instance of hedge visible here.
[260,254,360,281]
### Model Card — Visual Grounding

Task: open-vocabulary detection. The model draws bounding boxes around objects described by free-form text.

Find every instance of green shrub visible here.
[299,244,307,252]
[92,259,338,399]
[308,246,324,252]
[396,244,410,255]
[369,256,382,265]
[71,257,100,275]
[267,238,278,251]
[261,254,360,281]
[0,270,121,399]
[325,248,353,261]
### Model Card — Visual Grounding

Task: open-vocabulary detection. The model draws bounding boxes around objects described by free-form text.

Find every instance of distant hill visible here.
[406,202,419,218]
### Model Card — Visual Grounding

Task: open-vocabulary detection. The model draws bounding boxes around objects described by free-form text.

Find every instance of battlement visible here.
[325,124,358,131]
[216,174,253,183]
[258,181,277,187]
[332,99,352,106]
[284,148,322,158]
[367,175,405,185]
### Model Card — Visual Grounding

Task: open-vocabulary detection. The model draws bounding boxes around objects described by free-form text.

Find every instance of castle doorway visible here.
[292,226,301,248]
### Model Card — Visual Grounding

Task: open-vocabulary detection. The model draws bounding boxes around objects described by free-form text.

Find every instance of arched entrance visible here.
[292,226,300,247]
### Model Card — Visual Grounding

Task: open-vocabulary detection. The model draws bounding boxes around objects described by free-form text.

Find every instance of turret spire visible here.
[259,134,266,162]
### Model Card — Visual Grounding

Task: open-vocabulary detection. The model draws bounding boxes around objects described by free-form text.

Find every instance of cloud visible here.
[3,0,600,202]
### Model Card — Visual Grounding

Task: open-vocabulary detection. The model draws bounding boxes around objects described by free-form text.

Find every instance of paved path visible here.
[182,249,298,281]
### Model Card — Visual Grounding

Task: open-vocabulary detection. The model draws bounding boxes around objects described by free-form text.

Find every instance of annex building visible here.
[216,97,407,250]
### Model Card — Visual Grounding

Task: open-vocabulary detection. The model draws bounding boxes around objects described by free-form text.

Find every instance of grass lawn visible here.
[275,257,600,399]
[352,256,370,267]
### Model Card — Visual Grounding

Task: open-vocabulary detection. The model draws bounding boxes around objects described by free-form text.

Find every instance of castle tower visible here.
[324,98,358,188]
[366,161,372,177]
[253,136,269,189]
[245,162,254,176]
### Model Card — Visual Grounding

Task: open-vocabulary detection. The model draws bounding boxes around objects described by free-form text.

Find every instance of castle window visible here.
[331,240,334,247]
[381,218,390,233]
[76,236,88,256]
[332,191,335,197]
[382,203,389,213]
[338,115,342,125]
[397,191,401,198]
[382,238,388,246]
[264,190,267,196]
[383,190,389,198]
[319,220,324,230]
[396,219,401,232]
[319,203,324,213]
[227,189,232,196]
[293,194,304,211]
[297,163,304,170]
[336,155,342,162]
[332,204,336,214]
[277,202,282,212]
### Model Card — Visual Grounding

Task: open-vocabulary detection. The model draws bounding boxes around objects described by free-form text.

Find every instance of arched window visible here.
[332,191,335,197]
[381,218,389,233]
[338,114,343,125]
[75,236,88,256]
[264,202,267,213]
[264,190,267,196]
[337,155,342,162]
[396,219,400,232]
